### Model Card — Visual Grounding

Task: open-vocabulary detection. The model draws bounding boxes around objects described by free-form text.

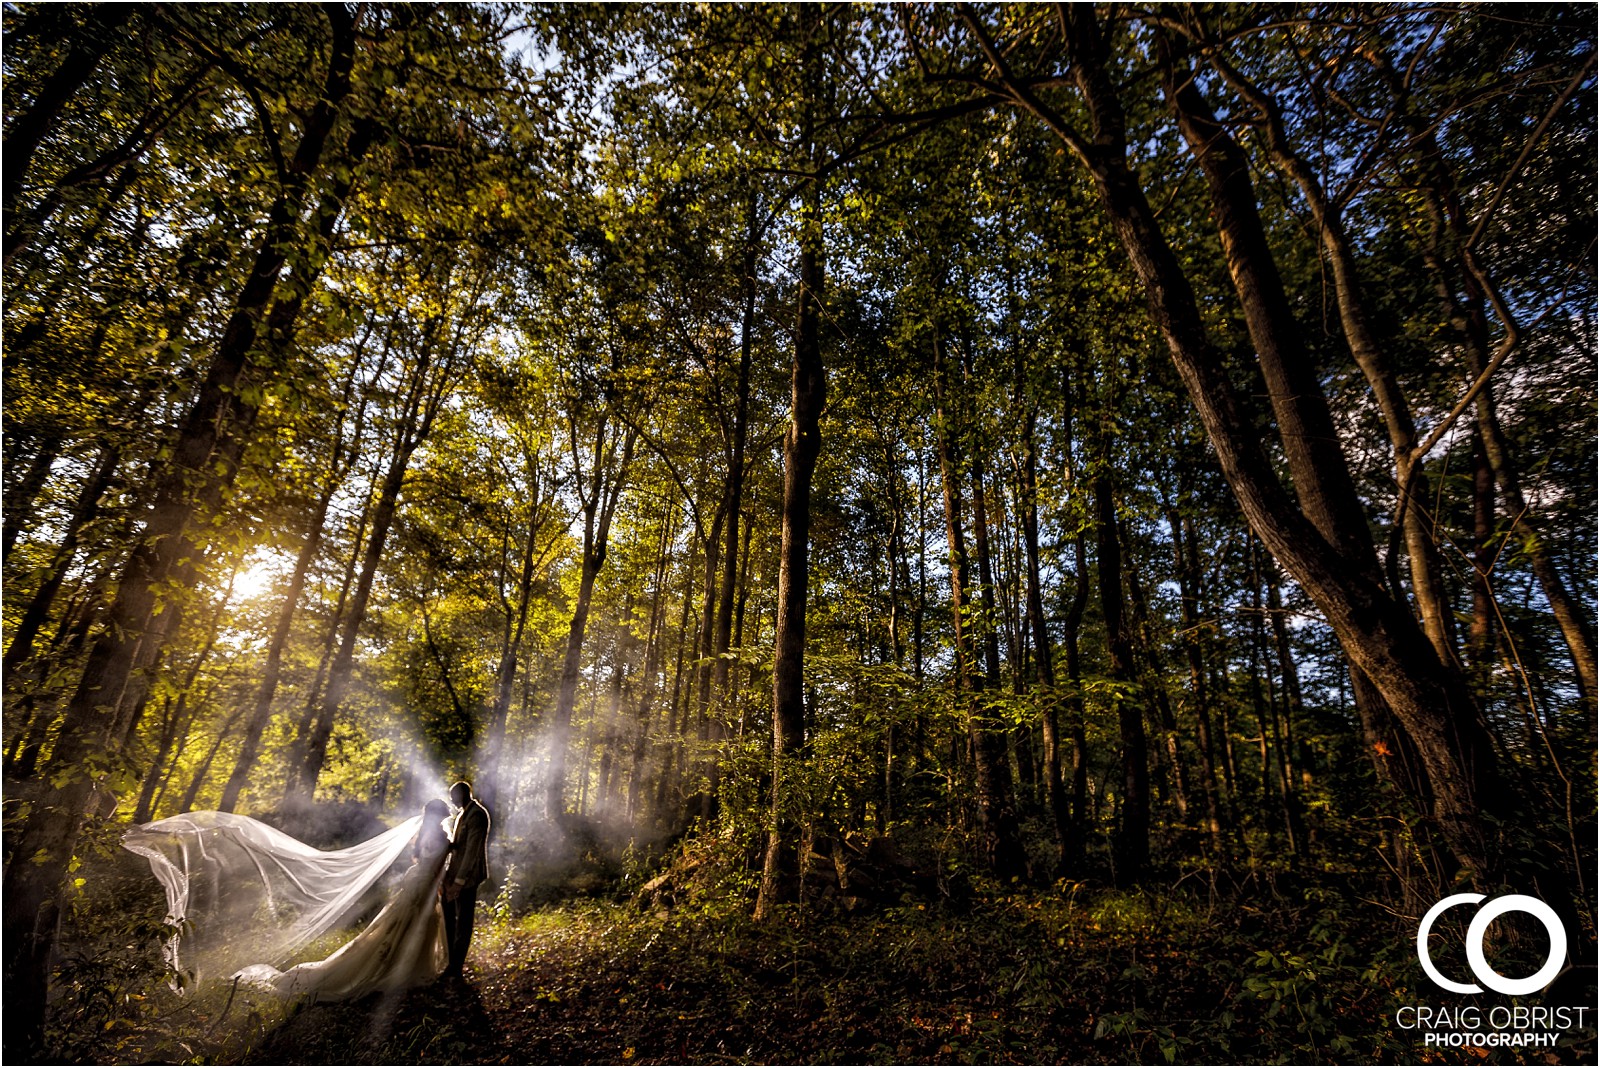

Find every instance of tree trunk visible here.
[1058,534,1091,871]
[691,502,727,821]
[755,254,823,906]
[220,324,382,812]
[967,451,1026,874]
[657,537,699,822]
[1266,562,1310,850]
[1190,30,1462,664]
[628,504,673,822]
[1020,411,1070,874]
[1122,525,1190,820]
[1469,431,1496,677]
[1168,505,1225,855]
[217,480,337,812]
[970,456,1004,691]
[1249,545,1303,856]
[291,456,404,800]
[714,188,759,704]
[546,415,636,820]
[1362,40,1595,707]
[1152,26,1502,863]
[756,149,827,919]
[288,444,383,763]
[291,320,459,801]
[1094,473,1147,884]
[1152,40,1485,858]
[1456,298,1596,706]
[733,511,756,721]
[176,702,247,815]
[925,325,1028,882]
[131,697,183,825]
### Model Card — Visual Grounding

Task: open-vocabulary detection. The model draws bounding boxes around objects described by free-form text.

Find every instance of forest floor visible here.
[60,870,1596,1066]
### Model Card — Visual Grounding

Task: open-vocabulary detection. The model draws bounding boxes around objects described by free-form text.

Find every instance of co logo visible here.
[1417,893,1567,996]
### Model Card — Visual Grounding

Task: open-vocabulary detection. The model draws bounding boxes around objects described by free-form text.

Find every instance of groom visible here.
[442,780,491,979]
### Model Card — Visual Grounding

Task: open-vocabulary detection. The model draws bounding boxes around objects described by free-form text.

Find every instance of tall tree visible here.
[756,22,828,916]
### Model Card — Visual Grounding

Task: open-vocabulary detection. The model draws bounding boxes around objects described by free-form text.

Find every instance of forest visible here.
[2,3,1595,1064]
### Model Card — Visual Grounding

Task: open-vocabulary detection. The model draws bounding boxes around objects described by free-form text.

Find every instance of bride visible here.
[124,798,453,1002]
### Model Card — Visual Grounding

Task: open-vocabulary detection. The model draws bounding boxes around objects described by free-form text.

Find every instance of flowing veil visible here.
[123,811,423,990]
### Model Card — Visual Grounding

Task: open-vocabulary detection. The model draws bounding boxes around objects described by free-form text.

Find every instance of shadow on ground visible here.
[243,978,504,1065]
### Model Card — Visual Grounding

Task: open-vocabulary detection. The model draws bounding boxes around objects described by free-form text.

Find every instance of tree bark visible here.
[755,163,826,919]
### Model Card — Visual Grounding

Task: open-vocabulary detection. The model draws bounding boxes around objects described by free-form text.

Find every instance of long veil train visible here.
[123,811,422,991]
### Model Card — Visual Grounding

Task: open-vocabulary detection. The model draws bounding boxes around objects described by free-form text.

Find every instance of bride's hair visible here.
[413,799,451,858]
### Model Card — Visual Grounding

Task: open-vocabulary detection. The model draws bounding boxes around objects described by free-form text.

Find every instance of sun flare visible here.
[230,553,286,602]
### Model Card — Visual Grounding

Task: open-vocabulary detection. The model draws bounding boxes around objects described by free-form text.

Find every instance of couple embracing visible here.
[242,780,489,1000]
[129,780,493,1003]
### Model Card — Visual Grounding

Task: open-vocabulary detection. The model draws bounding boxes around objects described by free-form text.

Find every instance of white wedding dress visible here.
[125,809,449,1001]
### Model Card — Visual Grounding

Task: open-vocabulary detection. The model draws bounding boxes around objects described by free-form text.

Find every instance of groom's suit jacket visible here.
[445,799,491,889]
